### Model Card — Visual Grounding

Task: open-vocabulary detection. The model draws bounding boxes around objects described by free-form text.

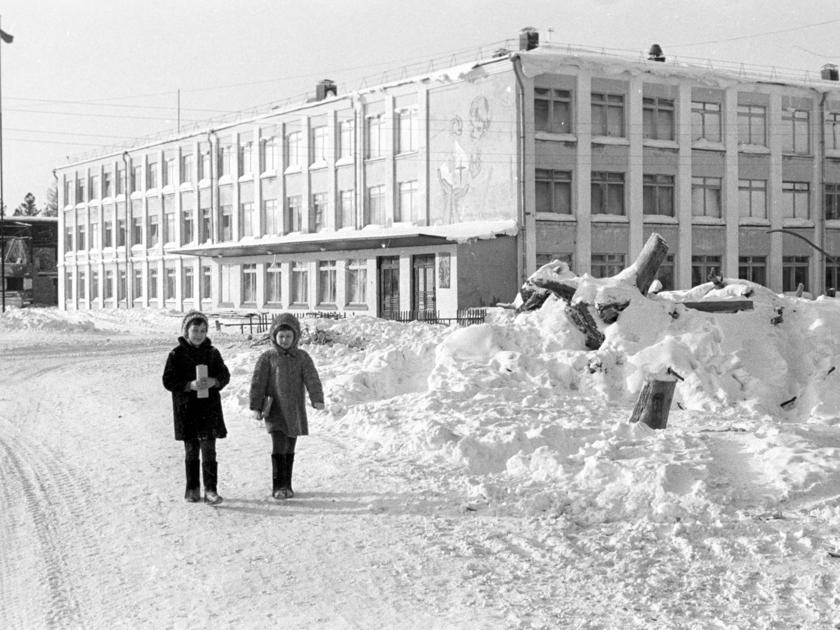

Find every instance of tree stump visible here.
[629,379,676,429]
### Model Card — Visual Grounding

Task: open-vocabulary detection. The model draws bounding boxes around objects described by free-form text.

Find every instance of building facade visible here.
[57,31,840,315]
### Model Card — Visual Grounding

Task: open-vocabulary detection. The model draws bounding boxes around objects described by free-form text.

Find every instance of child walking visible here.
[162,310,231,505]
[249,313,324,500]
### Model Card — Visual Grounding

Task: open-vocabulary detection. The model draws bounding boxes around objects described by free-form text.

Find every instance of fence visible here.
[211,308,488,335]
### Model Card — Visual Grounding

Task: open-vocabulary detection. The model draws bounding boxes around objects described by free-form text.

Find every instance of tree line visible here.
[6,184,58,218]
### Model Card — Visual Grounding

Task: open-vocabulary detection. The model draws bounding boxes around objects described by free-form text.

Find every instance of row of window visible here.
[65,259,369,307]
[63,182,421,252]
[64,109,420,205]
[534,88,832,154]
[536,169,840,220]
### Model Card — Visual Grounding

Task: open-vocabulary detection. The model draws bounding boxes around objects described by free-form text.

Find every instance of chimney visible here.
[315,79,337,101]
[821,64,839,81]
[519,27,539,51]
[648,44,665,62]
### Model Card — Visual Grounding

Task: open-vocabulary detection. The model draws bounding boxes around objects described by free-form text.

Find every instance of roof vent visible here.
[315,79,337,101]
[648,44,665,62]
[821,64,839,81]
[519,27,539,51]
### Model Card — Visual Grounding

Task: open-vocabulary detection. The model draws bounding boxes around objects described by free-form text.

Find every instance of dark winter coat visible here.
[162,337,231,441]
[249,313,324,437]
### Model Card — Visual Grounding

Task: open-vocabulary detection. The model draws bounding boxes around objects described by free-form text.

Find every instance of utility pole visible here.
[0,17,13,312]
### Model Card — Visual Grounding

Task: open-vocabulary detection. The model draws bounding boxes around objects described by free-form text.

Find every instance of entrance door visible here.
[412,254,436,318]
[378,256,400,319]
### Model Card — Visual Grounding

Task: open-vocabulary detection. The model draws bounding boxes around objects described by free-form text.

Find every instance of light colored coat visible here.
[249,313,324,436]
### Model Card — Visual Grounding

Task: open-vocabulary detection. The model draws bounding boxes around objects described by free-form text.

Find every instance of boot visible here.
[282,453,296,499]
[202,460,223,505]
[271,454,285,499]
[185,459,201,502]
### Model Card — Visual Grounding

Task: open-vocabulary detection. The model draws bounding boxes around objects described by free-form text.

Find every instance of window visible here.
[396,108,419,153]
[133,268,143,300]
[285,195,302,233]
[691,177,722,218]
[217,144,233,177]
[318,260,337,304]
[643,174,674,216]
[103,172,113,198]
[591,253,625,278]
[220,204,233,241]
[76,216,87,251]
[220,264,234,304]
[181,152,194,184]
[131,165,142,192]
[131,200,143,245]
[118,270,127,303]
[148,212,160,247]
[366,114,384,158]
[147,161,159,189]
[591,172,625,215]
[91,270,99,300]
[260,137,278,172]
[201,265,212,301]
[241,202,256,237]
[783,181,810,219]
[164,157,176,186]
[89,174,100,200]
[591,93,624,137]
[737,105,766,146]
[63,179,72,206]
[397,180,419,222]
[783,109,810,154]
[366,185,385,225]
[181,192,195,244]
[338,119,354,159]
[285,131,302,167]
[164,196,176,243]
[535,169,572,214]
[692,255,722,286]
[165,265,176,300]
[738,179,767,219]
[826,260,840,293]
[291,261,308,304]
[104,213,114,248]
[150,268,160,299]
[116,165,125,195]
[311,126,328,163]
[739,256,767,286]
[76,176,86,203]
[199,146,211,180]
[825,112,840,151]
[311,192,328,232]
[200,206,211,242]
[242,264,258,303]
[266,263,282,304]
[346,259,367,304]
[104,269,114,300]
[691,102,722,142]
[826,183,840,220]
[239,141,254,175]
[263,199,281,234]
[117,203,126,247]
[339,189,355,228]
[783,256,809,292]
[183,265,194,300]
[89,215,100,250]
[643,97,674,141]
[534,88,572,134]
[78,270,86,301]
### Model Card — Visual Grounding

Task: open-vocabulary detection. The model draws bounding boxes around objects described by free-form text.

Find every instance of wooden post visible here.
[195,364,209,399]
[629,378,676,429]
[632,233,669,296]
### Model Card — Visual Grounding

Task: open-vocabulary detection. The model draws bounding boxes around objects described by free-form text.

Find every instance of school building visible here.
[56,28,840,316]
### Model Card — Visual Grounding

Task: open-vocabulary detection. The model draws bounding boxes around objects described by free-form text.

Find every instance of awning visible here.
[170,220,518,258]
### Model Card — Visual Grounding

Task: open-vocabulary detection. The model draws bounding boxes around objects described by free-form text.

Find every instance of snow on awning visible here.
[171,220,519,259]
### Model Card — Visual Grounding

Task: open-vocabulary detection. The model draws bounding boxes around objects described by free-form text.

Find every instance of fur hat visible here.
[269,312,301,349]
[181,310,209,338]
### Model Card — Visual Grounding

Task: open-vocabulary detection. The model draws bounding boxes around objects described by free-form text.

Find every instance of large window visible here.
[366,114,384,158]
[220,204,233,241]
[164,157,177,186]
[133,268,143,300]
[263,198,281,234]
[265,263,282,304]
[89,174,100,200]
[147,210,160,248]
[311,192,328,232]
[782,109,810,154]
[241,201,256,237]
[825,112,840,151]
[181,152,194,184]
[163,196,176,243]
[291,261,308,304]
[536,169,572,214]
[692,255,722,286]
[103,212,114,248]
[691,102,722,142]
[591,172,624,215]
[346,259,367,305]
[131,200,143,246]
[739,256,767,286]
[147,160,159,189]
[181,192,195,244]
[643,174,674,216]
[201,265,212,301]
[285,195,302,233]
[738,179,767,219]
[165,265,176,301]
[199,147,211,181]
[311,126,328,164]
[396,107,419,153]
[217,144,233,177]
[642,97,674,141]
[691,177,722,218]
[826,183,840,220]
[76,176,86,202]
[591,93,624,137]
[535,88,572,134]
[339,189,355,229]
[285,131,302,167]
[397,180,419,222]
[241,264,257,304]
[183,265,194,300]
[131,165,142,192]
[105,269,115,300]
[103,172,113,197]
[782,256,809,292]
[338,119,354,159]
[89,215,100,250]
[318,260,337,305]
[366,185,385,225]
[737,105,766,146]
[239,141,254,175]
[260,137,278,172]
[591,254,625,278]
[783,181,810,219]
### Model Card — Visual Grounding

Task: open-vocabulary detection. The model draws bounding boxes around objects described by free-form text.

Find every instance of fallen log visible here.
[681,300,754,313]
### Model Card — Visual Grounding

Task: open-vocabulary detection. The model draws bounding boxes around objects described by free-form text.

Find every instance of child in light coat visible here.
[249,313,324,499]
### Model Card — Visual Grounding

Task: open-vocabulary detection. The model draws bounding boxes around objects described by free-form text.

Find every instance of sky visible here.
[0,0,838,212]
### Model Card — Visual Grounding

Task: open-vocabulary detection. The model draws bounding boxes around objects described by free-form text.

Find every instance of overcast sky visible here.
[0,0,838,211]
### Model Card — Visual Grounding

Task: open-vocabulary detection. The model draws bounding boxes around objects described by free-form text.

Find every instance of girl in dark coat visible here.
[249,312,324,499]
[162,310,230,505]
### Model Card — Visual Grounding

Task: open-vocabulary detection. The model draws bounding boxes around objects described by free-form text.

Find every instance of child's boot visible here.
[184,459,201,502]
[203,460,223,505]
[282,453,296,498]
[271,454,285,499]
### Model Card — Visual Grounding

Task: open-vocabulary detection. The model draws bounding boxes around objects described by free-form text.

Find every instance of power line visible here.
[664,17,840,49]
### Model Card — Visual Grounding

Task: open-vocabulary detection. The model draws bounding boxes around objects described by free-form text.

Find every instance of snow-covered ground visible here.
[2,275,840,629]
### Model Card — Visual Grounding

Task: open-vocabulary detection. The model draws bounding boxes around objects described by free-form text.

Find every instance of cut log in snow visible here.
[566,302,604,350]
[682,300,754,313]
[631,233,670,296]
[629,378,676,429]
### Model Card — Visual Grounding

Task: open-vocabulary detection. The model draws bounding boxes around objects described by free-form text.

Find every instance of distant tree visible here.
[42,182,58,217]
[14,192,38,216]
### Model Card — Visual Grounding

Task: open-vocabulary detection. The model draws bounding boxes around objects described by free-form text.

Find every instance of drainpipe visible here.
[122,151,131,307]
[206,129,217,306]
[511,53,527,284]
[819,90,828,295]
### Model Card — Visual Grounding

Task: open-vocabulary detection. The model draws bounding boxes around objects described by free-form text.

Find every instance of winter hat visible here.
[269,313,301,349]
[181,310,209,338]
